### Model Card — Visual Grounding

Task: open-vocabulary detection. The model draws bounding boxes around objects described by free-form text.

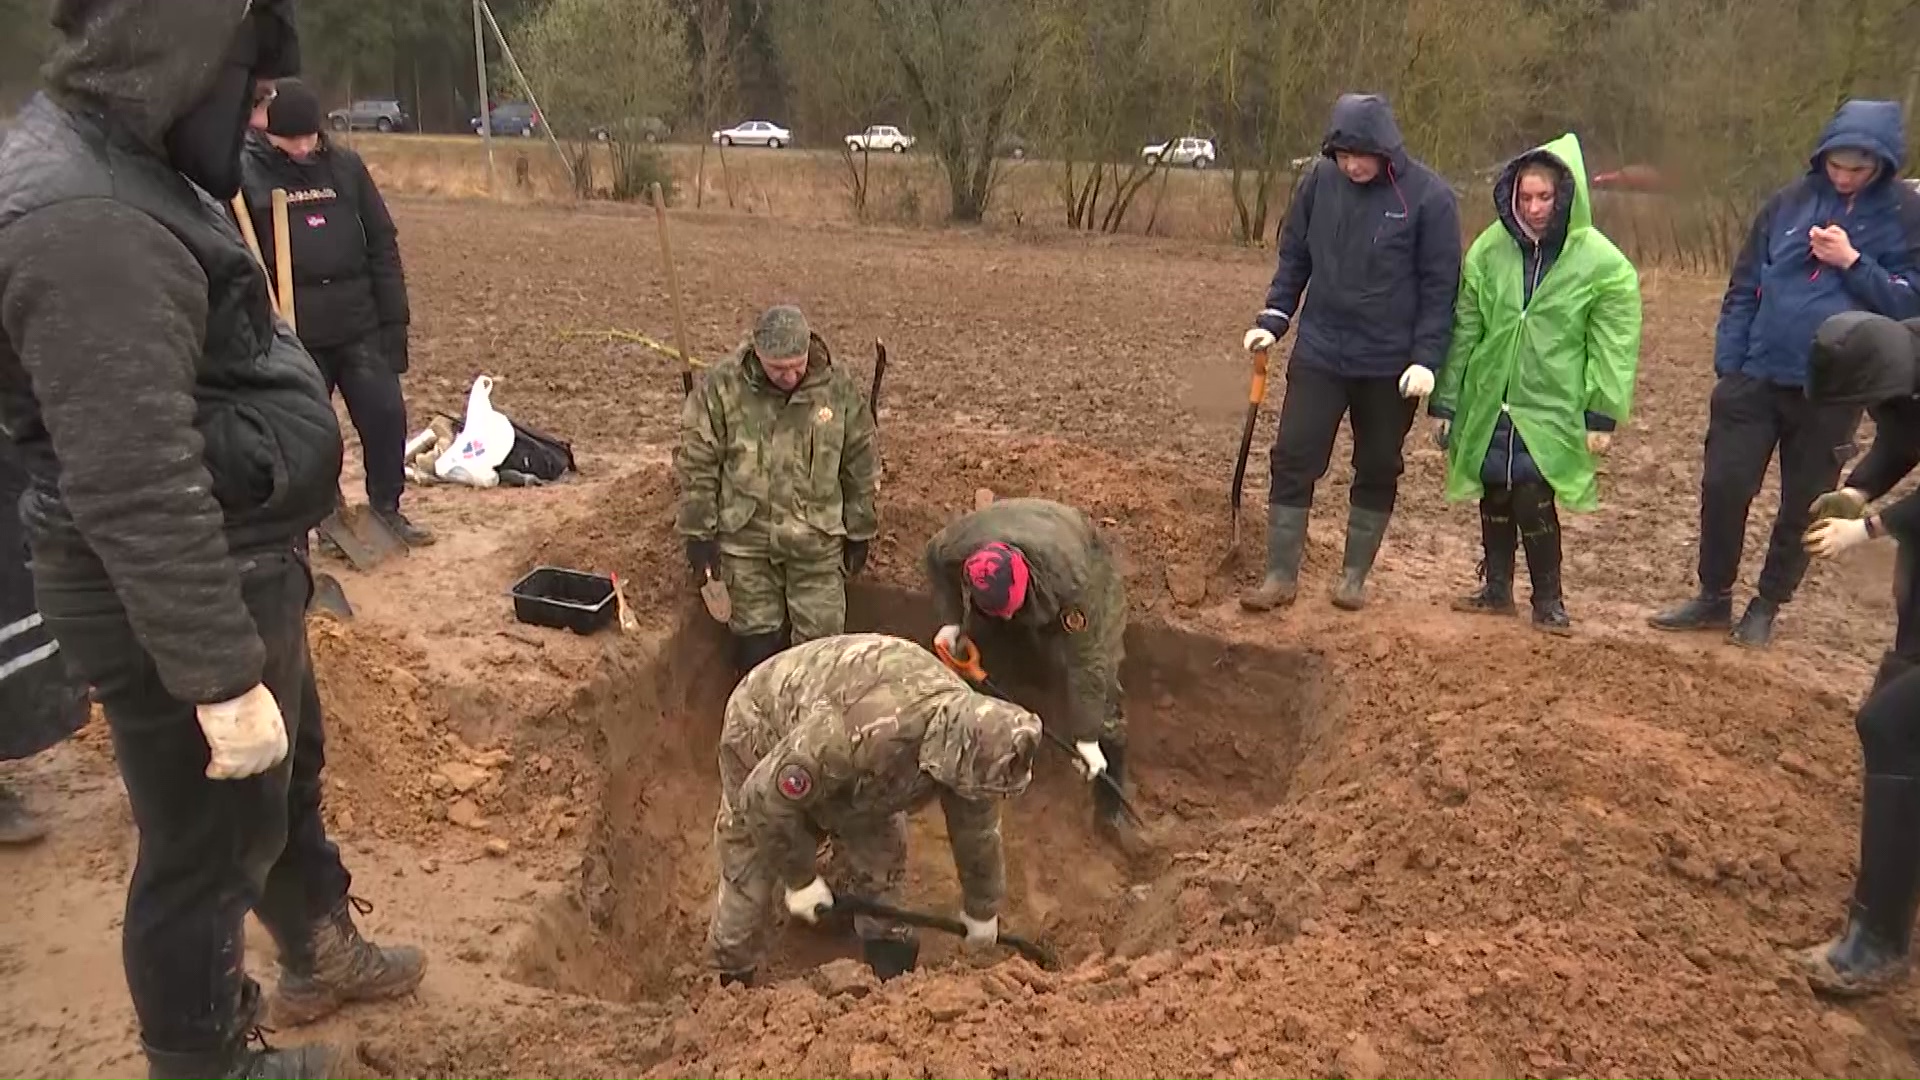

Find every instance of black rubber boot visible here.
[733,632,785,680]
[144,981,358,1079]
[1241,505,1309,612]
[1454,491,1518,616]
[861,936,920,982]
[1331,507,1390,611]
[1729,597,1778,650]
[0,782,48,846]
[1514,484,1570,634]
[1649,592,1733,632]
[1797,775,1920,997]
[265,896,426,1028]
[372,505,435,548]
[718,969,755,989]
[1872,653,1920,698]
[1092,739,1131,833]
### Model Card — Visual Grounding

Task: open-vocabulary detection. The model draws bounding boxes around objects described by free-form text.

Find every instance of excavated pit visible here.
[511,583,1336,1002]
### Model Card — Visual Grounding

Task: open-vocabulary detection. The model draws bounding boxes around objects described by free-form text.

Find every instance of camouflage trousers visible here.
[720,548,846,643]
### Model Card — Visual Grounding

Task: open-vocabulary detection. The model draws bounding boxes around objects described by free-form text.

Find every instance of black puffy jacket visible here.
[0,0,343,706]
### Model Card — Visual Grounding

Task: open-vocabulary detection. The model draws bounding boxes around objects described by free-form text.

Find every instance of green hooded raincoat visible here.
[1431,133,1643,512]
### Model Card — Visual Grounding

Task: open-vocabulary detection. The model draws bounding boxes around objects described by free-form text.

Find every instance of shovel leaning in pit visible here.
[834,894,1061,970]
[700,567,732,623]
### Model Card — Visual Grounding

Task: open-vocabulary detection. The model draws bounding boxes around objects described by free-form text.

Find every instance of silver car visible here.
[711,120,792,149]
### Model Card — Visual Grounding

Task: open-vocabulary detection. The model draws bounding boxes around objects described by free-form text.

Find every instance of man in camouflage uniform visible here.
[676,306,879,676]
[708,633,1042,986]
[923,497,1132,833]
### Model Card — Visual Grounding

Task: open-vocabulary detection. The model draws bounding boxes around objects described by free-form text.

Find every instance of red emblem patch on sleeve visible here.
[777,763,813,800]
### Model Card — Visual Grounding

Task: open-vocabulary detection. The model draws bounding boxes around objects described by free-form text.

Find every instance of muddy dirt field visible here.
[4,198,1918,1078]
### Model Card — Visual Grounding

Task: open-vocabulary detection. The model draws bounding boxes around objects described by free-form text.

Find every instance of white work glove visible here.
[1586,431,1613,455]
[784,876,834,923]
[1074,739,1108,780]
[1243,328,1276,353]
[1811,487,1870,521]
[935,624,963,654]
[1396,364,1435,399]
[960,912,999,949]
[1804,517,1873,558]
[1433,419,1451,450]
[195,684,289,780]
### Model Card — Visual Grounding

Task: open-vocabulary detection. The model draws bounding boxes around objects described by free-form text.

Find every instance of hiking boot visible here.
[372,507,435,548]
[1649,592,1733,632]
[1531,596,1573,634]
[0,783,48,846]
[1454,565,1518,615]
[267,896,426,1027]
[1454,494,1519,616]
[1796,775,1920,997]
[1331,507,1390,611]
[1729,597,1778,649]
[861,935,920,982]
[1241,505,1308,612]
[145,982,359,1079]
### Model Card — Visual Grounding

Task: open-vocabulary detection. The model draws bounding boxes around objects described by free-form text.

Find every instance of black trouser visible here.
[1696,372,1861,603]
[310,336,409,513]
[35,552,350,1054]
[1860,663,1920,778]
[1268,364,1418,513]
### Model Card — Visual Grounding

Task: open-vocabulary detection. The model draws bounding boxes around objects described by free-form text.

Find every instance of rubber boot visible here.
[145,980,358,1079]
[1797,774,1920,997]
[1514,484,1570,634]
[266,896,427,1028]
[861,935,920,982]
[1453,492,1518,616]
[733,631,785,681]
[372,505,435,548]
[1331,507,1390,611]
[1241,505,1309,612]
[1871,652,1920,698]
[1649,591,1733,632]
[1729,597,1778,650]
[0,782,48,846]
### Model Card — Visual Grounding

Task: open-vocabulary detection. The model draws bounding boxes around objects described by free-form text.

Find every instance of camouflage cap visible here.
[933,696,1042,799]
[753,305,811,359]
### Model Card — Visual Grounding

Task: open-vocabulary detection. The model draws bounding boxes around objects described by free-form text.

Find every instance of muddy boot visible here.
[1453,491,1518,616]
[1872,653,1920,698]
[861,935,920,982]
[372,506,435,548]
[1728,597,1778,650]
[1241,505,1308,612]
[1796,774,1920,997]
[0,782,48,846]
[1649,591,1733,632]
[732,631,784,681]
[1514,484,1571,634]
[145,982,359,1079]
[1330,507,1390,611]
[267,897,426,1028]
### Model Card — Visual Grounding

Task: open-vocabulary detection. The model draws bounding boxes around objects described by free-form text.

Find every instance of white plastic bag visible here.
[434,376,516,488]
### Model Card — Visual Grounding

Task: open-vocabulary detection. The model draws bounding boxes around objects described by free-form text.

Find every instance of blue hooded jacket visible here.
[1714,100,1920,386]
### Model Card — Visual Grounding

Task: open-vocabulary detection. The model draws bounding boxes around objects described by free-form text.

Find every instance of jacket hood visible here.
[42,0,254,151]
[1494,133,1591,245]
[1808,311,1919,406]
[1810,99,1906,176]
[743,331,834,392]
[921,693,1042,800]
[1321,93,1406,163]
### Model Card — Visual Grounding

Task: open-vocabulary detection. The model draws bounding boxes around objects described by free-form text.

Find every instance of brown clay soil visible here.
[4,197,1920,1078]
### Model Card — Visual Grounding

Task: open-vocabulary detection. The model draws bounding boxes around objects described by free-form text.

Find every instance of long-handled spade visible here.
[1225,345,1272,567]
[834,894,1061,970]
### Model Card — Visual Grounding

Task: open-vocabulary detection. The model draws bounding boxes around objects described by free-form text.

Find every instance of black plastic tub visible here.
[510,566,616,635]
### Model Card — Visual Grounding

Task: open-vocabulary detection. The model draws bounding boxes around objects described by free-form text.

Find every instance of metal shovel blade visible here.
[308,572,355,619]
[700,570,732,623]
[315,505,408,572]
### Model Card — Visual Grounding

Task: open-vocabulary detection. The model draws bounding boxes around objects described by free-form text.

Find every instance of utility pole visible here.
[473,0,495,196]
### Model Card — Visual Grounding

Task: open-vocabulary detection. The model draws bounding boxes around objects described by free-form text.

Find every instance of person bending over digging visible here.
[1429,133,1643,632]
[707,633,1040,987]
[676,305,879,678]
[923,497,1133,837]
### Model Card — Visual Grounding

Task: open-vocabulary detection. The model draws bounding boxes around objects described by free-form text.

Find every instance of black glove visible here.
[686,538,718,578]
[381,324,410,374]
[843,539,870,576]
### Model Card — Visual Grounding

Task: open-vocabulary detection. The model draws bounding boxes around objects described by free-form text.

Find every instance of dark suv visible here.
[472,102,543,138]
[327,99,411,133]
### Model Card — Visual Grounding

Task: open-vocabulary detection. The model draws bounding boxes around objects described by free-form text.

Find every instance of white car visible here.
[712,120,791,149]
[846,125,915,154]
[1143,137,1217,169]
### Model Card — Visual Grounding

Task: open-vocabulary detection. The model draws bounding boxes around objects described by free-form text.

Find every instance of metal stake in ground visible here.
[649,182,696,396]
[1227,345,1272,556]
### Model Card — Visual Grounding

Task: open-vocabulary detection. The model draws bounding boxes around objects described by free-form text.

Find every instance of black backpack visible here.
[501,419,576,482]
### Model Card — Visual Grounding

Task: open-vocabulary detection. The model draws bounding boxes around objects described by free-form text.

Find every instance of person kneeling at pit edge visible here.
[707,634,1041,988]
[923,497,1133,836]
[675,305,879,679]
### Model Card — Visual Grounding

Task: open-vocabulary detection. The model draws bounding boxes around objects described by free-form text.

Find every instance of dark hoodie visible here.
[1808,311,1920,539]
[0,0,343,707]
[1715,99,1920,386]
[1255,93,1463,379]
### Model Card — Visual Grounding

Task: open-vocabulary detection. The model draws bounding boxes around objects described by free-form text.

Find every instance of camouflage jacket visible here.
[924,498,1127,743]
[720,633,1041,920]
[675,333,878,561]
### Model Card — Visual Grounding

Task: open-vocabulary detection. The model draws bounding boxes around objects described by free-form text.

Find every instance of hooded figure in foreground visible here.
[1430,133,1643,631]
[0,3,422,1074]
[708,634,1041,987]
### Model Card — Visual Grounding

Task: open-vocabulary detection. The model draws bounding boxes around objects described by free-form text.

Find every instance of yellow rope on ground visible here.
[561,328,709,368]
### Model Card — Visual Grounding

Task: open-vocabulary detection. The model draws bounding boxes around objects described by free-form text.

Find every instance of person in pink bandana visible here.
[922,498,1132,836]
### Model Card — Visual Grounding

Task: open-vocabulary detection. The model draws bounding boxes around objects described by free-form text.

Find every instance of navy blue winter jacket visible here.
[1715,100,1920,387]
[1254,94,1463,379]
